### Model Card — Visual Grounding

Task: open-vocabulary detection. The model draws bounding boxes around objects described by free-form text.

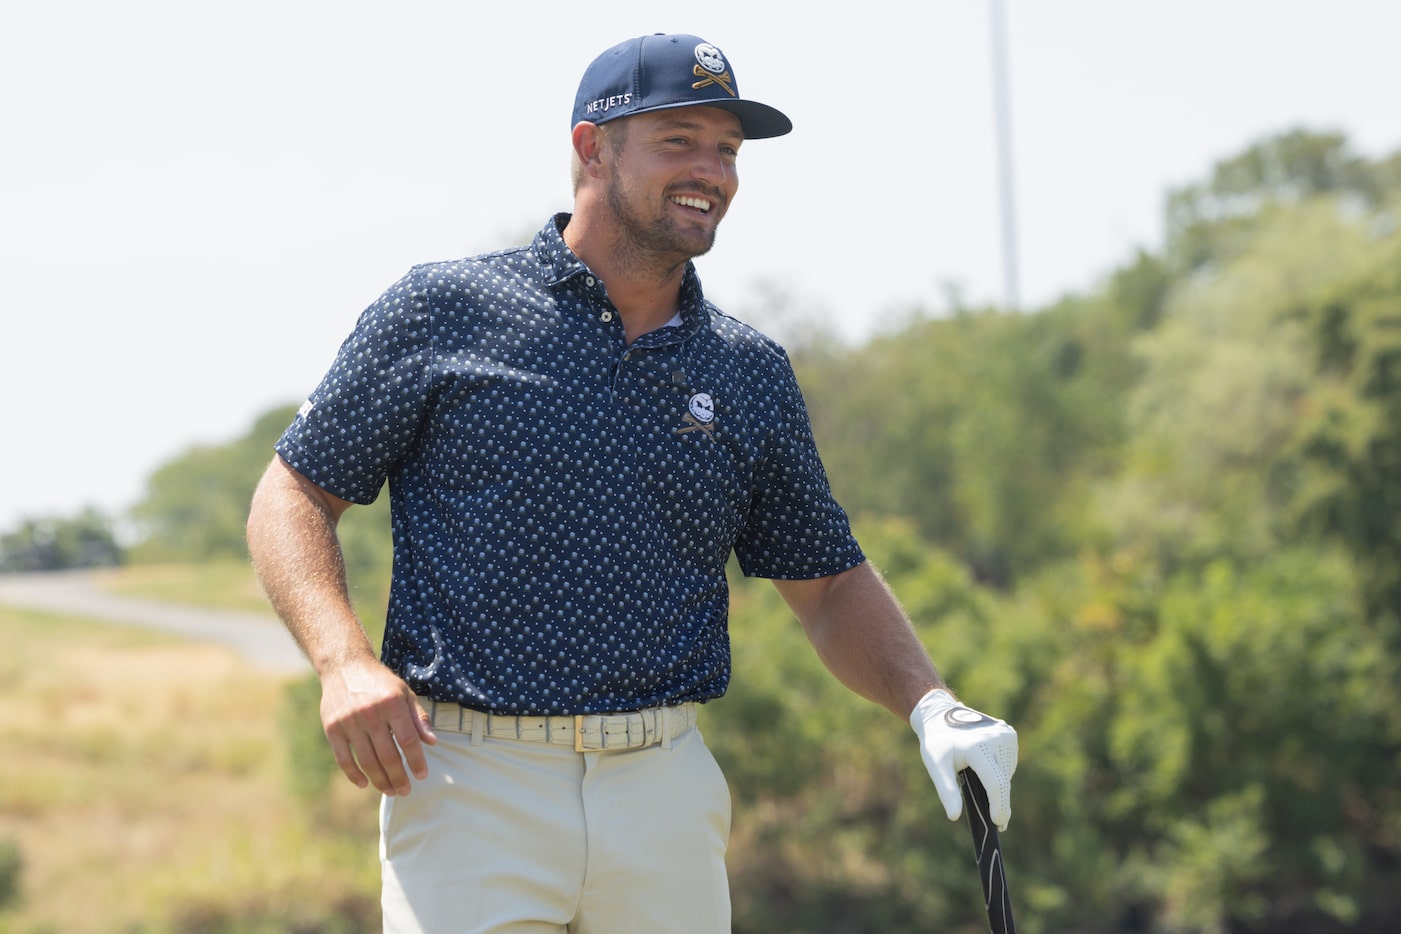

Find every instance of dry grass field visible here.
[91,562,279,615]
[0,572,383,933]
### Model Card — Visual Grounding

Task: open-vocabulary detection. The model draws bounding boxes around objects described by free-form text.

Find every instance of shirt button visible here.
[585,276,596,287]
[601,311,613,322]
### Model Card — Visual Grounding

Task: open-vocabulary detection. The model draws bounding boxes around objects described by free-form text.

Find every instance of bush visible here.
[0,836,22,911]
[280,674,338,808]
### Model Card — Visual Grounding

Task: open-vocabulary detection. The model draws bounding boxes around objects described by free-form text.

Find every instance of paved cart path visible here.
[0,570,309,674]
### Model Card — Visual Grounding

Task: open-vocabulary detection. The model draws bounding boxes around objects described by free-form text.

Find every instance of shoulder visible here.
[699,302,793,366]
[406,243,544,293]
[371,246,555,329]
[686,304,810,417]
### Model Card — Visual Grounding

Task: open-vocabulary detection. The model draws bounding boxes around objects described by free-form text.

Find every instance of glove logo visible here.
[944,706,994,730]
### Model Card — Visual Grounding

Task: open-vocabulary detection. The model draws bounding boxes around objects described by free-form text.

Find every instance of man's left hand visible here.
[910,688,1018,831]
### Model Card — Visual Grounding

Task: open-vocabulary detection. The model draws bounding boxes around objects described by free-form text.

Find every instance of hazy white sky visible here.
[4,0,1400,530]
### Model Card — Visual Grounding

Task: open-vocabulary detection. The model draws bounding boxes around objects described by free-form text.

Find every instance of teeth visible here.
[672,195,712,212]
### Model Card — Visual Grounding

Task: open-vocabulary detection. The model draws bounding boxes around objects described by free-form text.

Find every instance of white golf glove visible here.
[910,688,1018,831]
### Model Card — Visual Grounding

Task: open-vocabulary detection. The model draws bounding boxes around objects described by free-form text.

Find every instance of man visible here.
[247,33,1017,933]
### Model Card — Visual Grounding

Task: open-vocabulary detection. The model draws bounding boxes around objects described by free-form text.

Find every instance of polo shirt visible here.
[275,214,864,715]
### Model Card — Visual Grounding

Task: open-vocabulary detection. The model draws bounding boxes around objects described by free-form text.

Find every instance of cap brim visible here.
[710,100,793,140]
[618,99,793,140]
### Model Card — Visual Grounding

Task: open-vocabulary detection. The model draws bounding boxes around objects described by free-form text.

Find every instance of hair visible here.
[570,119,628,193]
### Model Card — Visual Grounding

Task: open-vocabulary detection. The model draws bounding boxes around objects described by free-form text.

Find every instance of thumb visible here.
[928,762,965,822]
[414,699,439,745]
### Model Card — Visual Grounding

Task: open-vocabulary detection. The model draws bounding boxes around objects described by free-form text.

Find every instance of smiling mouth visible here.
[670,194,715,214]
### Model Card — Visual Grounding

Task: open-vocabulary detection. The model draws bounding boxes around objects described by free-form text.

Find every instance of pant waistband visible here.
[419,697,697,752]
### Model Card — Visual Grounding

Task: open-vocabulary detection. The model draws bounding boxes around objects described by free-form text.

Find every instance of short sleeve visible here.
[731,351,864,580]
[274,267,433,504]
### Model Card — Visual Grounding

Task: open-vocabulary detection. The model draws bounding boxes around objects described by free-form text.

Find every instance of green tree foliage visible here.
[1165,129,1386,274]
[130,406,301,562]
[986,546,1397,932]
[795,282,1138,588]
[280,672,340,809]
[0,836,21,912]
[1288,240,1401,645]
[0,507,122,572]
[1107,196,1382,565]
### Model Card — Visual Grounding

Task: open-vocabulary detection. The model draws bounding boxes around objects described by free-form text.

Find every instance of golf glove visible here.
[910,688,1018,831]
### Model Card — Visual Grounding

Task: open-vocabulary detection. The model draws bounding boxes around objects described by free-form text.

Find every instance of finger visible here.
[927,760,965,822]
[327,730,369,789]
[384,701,434,782]
[414,699,439,744]
[363,723,414,796]
[989,791,1012,833]
[968,759,1013,831]
[981,788,1012,832]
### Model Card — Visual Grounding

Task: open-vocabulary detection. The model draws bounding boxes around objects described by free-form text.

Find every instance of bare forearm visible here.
[247,457,434,796]
[246,457,375,675]
[777,562,948,719]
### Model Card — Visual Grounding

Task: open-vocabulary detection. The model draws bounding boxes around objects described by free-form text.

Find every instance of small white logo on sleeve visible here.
[297,400,315,419]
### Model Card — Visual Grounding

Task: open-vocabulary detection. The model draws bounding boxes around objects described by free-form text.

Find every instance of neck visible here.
[563,212,687,343]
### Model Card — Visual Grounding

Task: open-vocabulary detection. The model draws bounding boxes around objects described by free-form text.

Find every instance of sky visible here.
[3,0,1400,532]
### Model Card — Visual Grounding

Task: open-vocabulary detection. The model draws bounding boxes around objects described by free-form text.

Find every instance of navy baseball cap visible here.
[572,34,792,139]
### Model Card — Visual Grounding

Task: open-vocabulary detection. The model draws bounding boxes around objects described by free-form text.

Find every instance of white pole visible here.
[990,0,1021,311]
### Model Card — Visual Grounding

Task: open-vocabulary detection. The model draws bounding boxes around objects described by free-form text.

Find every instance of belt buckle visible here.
[574,714,586,753]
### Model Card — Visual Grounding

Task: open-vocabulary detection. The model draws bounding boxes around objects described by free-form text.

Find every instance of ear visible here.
[572,122,609,178]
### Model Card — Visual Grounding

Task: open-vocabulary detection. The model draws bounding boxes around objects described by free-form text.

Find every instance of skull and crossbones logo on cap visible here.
[691,42,736,97]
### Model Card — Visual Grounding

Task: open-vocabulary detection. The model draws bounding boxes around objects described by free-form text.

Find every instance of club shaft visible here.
[960,768,1016,934]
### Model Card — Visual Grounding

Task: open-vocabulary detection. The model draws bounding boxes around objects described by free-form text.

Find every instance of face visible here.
[599,106,743,266]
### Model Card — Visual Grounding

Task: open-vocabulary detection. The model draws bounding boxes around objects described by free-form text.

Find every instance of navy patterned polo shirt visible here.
[276,214,864,715]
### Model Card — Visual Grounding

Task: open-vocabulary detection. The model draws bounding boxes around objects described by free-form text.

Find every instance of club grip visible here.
[959,768,1016,934]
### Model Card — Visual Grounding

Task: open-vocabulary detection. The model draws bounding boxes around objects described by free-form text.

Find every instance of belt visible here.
[419,697,697,752]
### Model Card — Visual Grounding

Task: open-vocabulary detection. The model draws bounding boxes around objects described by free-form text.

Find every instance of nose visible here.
[690,147,732,188]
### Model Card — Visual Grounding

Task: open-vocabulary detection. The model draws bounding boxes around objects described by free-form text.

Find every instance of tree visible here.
[0,837,21,912]
[0,508,122,572]
[1286,234,1401,647]
[798,295,1134,588]
[1164,128,1383,274]
[130,406,299,561]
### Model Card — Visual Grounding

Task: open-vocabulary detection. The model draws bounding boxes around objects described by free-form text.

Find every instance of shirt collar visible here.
[534,213,710,336]
[536,213,590,288]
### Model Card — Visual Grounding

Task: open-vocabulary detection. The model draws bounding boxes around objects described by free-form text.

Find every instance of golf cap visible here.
[572,33,792,140]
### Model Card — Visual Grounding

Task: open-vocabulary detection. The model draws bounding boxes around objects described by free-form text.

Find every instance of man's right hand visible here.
[319,658,438,796]
[247,457,437,795]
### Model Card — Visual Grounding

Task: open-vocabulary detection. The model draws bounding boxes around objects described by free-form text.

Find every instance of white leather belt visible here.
[419,697,697,752]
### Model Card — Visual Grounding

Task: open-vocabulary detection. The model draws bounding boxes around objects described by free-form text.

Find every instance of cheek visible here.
[719,168,738,209]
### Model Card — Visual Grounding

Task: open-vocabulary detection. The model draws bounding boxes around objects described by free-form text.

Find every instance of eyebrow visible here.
[652,114,745,142]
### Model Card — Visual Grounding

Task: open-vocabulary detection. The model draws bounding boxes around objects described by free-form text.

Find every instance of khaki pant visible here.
[379,719,731,933]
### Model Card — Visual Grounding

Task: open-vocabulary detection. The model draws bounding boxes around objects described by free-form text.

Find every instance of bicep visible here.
[771,565,862,632]
[254,455,355,526]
